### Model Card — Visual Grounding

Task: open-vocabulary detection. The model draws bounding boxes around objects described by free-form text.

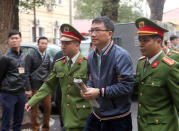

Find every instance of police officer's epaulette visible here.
[56,56,65,62]
[168,45,172,49]
[172,50,179,54]
[138,56,146,61]
[83,56,88,60]
[162,56,176,66]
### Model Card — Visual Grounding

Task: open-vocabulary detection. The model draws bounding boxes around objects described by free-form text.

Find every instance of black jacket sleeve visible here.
[25,54,32,90]
[0,56,8,84]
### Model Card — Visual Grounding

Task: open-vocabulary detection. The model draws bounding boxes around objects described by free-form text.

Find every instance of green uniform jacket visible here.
[135,52,179,131]
[167,49,179,62]
[27,53,92,129]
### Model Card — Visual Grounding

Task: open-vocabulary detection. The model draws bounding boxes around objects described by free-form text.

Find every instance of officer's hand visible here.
[81,87,99,100]
[25,103,32,112]
[25,90,32,98]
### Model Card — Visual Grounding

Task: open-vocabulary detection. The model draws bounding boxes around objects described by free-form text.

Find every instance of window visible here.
[32,27,45,42]
[55,0,63,5]
[53,28,60,45]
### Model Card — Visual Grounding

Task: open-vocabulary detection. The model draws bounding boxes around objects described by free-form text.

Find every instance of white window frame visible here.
[53,27,60,45]
[31,26,45,42]
[55,0,64,5]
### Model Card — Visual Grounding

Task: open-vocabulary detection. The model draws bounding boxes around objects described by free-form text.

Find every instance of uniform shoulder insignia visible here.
[168,52,172,56]
[168,45,172,49]
[172,50,179,54]
[83,56,88,60]
[162,56,176,66]
[55,56,65,62]
[138,56,146,61]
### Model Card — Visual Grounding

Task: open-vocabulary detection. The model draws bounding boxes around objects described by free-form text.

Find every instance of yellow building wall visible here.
[163,20,179,31]
[19,0,74,44]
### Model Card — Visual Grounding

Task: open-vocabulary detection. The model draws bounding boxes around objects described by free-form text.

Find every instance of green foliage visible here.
[75,0,144,23]
[19,0,48,11]
[118,1,143,23]
[74,0,103,19]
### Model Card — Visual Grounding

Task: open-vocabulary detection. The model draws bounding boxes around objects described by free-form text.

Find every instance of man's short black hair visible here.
[37,36,48,44]
[170,35,178,41]
[92,16,115,32]
[151,35,163,41]
[8,30,21,38]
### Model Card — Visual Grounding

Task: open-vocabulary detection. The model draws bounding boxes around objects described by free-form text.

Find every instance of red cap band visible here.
[138,25,164,37]
[61,32,82,42]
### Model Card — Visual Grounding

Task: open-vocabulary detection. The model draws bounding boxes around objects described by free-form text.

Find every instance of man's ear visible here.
[157,38,163,44]
[75,42,80,48]
[109,31,113,38]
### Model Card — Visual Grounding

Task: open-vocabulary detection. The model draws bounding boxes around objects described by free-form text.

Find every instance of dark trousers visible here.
[0,92,26,131]
[84,113,132,131]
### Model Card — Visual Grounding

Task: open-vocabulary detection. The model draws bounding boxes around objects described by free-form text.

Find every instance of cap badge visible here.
[64,26,70,32]
[139,21,145,28]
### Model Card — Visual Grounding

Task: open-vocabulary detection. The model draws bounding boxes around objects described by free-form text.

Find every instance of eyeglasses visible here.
[88,29,110,34]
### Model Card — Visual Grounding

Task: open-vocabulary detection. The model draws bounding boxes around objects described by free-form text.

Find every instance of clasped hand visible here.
[80,87,99,100]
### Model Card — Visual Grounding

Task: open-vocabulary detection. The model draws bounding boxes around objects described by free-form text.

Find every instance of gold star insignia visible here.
[139,21,145,28]
[64,26,70,32]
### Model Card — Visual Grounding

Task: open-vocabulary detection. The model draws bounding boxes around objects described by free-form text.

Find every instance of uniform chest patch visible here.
[57,68,63,72]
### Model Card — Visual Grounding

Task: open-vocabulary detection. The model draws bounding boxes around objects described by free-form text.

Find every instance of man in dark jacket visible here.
[81,16,134,131]
[25,36,51,131]
[0,30,29,131]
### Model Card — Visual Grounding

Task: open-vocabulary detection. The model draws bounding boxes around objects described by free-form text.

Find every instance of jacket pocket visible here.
[75,102,91,120]
[145,80,161,88]
[56,72,65,78]
[147,116,168,125]
[73,73,86,79]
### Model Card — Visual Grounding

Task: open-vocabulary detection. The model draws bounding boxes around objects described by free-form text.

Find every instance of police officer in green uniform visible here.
[134,17,179,131]
[163,39,179,61]
[25,24,92,131]
[169,35,179,50]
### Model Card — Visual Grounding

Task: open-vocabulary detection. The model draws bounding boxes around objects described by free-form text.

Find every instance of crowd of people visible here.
[0,16,179,131]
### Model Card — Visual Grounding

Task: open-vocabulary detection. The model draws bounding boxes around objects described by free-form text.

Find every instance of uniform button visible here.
[138,115,140,119]
[152,82,154,86]
[139,104,141,107]
[155,119,159,124]
[141,82,144,85]
[67,104,70,106]
[82,105,86,108]
[67,85,70,88]
[140,92,143,96]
